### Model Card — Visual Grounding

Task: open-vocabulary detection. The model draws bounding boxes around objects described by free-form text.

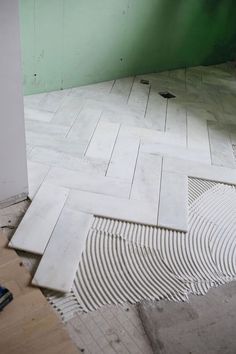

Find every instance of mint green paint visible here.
[20,0,236,94]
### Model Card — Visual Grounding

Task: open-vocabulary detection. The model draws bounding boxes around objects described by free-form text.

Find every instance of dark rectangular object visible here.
[0,286,13,311]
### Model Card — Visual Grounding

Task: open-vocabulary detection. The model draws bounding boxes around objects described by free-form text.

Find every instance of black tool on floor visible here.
[0,286,13,311]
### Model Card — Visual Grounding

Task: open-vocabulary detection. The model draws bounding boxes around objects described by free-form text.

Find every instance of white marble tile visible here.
[128,78,150,115]
[106,128,140,181]
[67,103,102,148]
[165,99,187,145]
[208,122,235,168]
[70,80,114,97]
[110,77,134,102]
[32,209,93,292]
[158,171,188,232]
[86,121,120,162]
[24,107,54,123]
[101,110,145,129]
[187,111,211,158]
[26,131,86,158]
[25,120,69,138]
[27,160,50,199]
[163,157,236,185]
[24,93,47,110]
[67,190,158,226]
[130,152,162,204]
[145,88,167,131]
[29,147,107,175]
[141,142,211,164]
[51,95,85,126]
[45,166,131,198]
[39,90,69,113]
[9,183,69,254]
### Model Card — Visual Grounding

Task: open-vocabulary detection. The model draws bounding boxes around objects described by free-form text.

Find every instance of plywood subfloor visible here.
[0,230,80,354]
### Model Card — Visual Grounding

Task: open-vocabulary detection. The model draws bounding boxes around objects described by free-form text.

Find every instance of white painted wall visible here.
[0,0,28,208]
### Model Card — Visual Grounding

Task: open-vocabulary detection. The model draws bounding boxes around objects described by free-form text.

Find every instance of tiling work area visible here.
[1,1,236,354]
[3,63,236,353]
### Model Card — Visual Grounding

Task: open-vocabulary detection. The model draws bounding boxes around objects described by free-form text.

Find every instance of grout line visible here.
[144,85,151,118]
[105,124,121,176]
[126,77,136,104]
[83,111,103,157]
[164,99,169,132]
[128,141,141,199]
[64,102,85,138]
[207,121,214,166]
[156,157,164,225]
[186,110,188,148]
[109,80,116,94]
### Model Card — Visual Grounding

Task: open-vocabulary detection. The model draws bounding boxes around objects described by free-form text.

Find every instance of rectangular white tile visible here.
[67,190,158,226]
[131,152,162,204]
[39,90,69,113]
[208,122,235,168]
[141,142,211,164]
[165,99,187,145]
[158,171,188,232]
[25,120,68,138]
[110,77,134,102]
[187,111,210,154]
[128,78,150,115]
[9,183,69,254]
[67,104,102,147]
[70,80,114,97]
[86,121,120,162]
[26,131,86,158]
[45,166,131,198]
[32,209,93,292]
[51,95,84,126]
[163,157,236,185]
[106,128,140,181]
[29,147,107,175]
[145,88,167,131]
[24,107,53,123]
[27,160,50,199]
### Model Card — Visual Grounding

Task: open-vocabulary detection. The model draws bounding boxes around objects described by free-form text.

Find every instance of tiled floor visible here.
[2,61,236,354]
[25,64,236,217]
[9,62,236,294]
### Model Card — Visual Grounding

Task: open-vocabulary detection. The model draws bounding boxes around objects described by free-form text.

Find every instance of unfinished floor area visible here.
[3,63,236,352]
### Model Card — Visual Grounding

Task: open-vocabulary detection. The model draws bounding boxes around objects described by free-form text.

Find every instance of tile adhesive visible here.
[46,178,236,321]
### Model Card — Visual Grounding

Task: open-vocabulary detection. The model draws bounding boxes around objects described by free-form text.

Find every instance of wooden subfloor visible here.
[0,230,79,354]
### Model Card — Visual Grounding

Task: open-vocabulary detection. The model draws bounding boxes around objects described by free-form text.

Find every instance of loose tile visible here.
[9,183,69,254]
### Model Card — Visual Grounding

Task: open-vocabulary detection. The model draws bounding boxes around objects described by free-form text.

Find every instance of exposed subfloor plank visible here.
[0,231,79,354]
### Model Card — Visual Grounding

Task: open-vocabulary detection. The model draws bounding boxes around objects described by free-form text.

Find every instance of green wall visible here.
[20,0,236,95]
